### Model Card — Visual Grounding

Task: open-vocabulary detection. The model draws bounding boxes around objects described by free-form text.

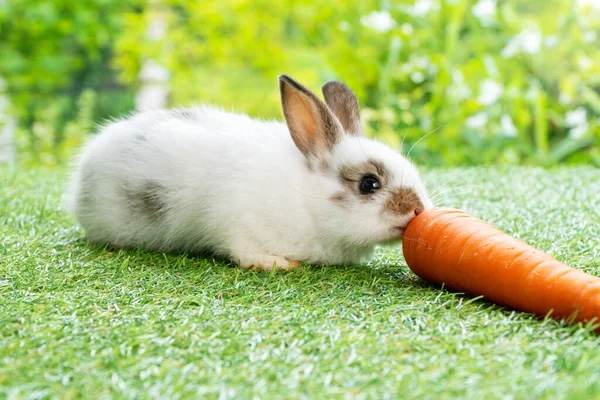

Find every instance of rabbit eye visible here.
[359,175,381,194]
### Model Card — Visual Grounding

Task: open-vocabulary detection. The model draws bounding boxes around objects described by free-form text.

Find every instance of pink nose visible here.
[414,205,424,216]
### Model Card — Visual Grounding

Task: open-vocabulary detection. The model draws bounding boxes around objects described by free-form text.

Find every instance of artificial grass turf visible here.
[1,166,599,399]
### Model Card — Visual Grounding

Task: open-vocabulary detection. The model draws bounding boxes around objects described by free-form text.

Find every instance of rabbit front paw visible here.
[237,254,301,271]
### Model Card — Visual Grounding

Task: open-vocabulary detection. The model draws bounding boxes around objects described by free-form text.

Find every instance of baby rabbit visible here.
[67,75,432,270]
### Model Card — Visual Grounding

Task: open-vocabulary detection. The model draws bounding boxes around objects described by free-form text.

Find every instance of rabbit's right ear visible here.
[279,75,343,157]
[322,81,362,136]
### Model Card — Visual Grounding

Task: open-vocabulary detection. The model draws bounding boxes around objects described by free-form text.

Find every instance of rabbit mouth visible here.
[393,225,408,237]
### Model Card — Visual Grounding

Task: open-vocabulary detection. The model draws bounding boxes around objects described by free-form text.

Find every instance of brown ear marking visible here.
[279,74,312,96]
[322,81,362,136]
[279,74,343,156]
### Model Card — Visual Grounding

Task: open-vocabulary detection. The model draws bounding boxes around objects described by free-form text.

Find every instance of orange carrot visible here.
[402,208,600,329]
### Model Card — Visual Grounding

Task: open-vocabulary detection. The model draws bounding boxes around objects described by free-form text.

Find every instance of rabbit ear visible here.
[279,75,343,156]
[322,81,362,136]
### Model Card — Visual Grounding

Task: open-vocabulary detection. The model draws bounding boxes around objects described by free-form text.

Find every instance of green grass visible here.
[1,166,600,399]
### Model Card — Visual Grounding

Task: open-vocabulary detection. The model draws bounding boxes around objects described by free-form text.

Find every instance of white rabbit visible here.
[67,75,432,270]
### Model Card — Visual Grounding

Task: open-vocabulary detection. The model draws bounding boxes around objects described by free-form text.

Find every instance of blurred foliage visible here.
[1,0,600,166]
[0,0,136,167]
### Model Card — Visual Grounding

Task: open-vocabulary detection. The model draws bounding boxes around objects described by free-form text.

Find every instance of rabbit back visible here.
[68,107,311,256]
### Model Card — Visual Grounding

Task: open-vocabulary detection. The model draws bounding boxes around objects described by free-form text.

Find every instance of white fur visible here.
[67,105,431,268]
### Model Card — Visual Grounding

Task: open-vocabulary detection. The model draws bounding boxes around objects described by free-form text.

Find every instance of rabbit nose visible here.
[385,188,424,217]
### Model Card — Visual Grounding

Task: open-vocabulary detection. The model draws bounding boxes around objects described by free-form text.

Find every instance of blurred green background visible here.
[1,0,599,167]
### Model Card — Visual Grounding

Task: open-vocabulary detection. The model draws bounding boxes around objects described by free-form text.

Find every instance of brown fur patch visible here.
[125,181,167,220]
[369,159,387,179]
[322,81,362,136]
[330,191,350,208]
[320,158,330,172]
[339,158,391,192]
[305,156,330,173]
[385,187,424,215]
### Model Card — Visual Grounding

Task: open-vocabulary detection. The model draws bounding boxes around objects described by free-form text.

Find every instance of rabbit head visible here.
[279,75,432,249]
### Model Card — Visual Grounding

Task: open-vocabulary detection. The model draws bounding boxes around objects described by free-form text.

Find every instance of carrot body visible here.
[402,208,600,328]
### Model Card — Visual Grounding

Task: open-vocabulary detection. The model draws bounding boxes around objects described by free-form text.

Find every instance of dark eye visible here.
[359,175,381,194]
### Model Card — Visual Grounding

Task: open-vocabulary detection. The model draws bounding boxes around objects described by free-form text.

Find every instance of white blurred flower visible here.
[0,96,9,112]
[401,54,432,75]
[570,124,589,139]
[525,86,539,102]
[566,107,589,138]
[361,11,396,33]
[478,80,503,106]
[410,72,425,83]
[411,0,437,16]
[147,15,167,40]
[578,56,593,71]
[472,0,496,26]
[544,35,559,48]
[502,42,518,58]
[559,92,572,105]
[452,84,472,100]
[566,107,587,127]
[501,114,518,137]
[413,55,431,69]
[502,27,542,58]
[451,70,465,83]
[448,70,472,100]
[576,0,600,10]
[583,31,597,43]
[390,36,403,52]
[339,21,351,32]
[520,31,542,54]
[483,55,499,77]
[421,115,433,131]
[466,112,488,129]
[401,23,414,35]
[139,60,170,82]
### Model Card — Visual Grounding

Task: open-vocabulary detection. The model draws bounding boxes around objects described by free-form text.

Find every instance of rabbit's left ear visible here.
[322,81,362,136]
[279,74,343,157]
